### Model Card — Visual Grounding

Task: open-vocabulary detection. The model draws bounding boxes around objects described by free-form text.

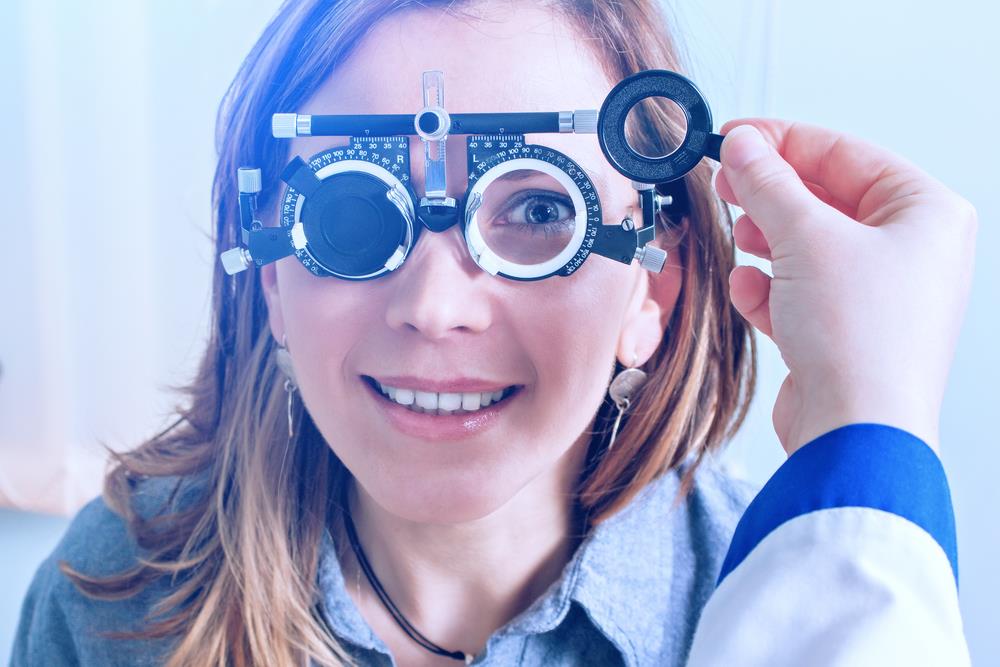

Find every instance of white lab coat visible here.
[688,423,969,666]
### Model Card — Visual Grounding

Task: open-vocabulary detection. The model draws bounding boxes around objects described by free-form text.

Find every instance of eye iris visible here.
[527,199,558,224]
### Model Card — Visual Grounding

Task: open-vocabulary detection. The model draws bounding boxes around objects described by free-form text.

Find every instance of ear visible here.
[260,263,286,343]
[616,225,684,366]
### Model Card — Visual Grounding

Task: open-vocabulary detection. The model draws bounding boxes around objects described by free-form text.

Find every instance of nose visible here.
[383,131,495,338]
[384,224,494,339]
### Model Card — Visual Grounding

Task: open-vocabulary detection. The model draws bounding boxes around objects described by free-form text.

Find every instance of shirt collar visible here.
[315,468,686,666]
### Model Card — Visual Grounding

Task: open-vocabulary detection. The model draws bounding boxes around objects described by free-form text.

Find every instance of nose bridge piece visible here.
[418,199,462,232]
[414,70,463,234]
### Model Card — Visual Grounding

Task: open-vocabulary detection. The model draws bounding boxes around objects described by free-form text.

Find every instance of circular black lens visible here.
[300,171,409,277]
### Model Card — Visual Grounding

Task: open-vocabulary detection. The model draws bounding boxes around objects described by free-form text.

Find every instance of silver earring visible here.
[275,334,298,438]
[606,353,647,453]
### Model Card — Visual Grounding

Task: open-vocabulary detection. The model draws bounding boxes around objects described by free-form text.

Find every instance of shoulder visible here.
[644,461,758,598]
[658,461,759,660]
[629,457,758,548]
[606,459,758,590]
[664,459,759,590]
[681,460,760,552]
[568,461,759,665]
[56,474,195,575]
[10,474,199,666]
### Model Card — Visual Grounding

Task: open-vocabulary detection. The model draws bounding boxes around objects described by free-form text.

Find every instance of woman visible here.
[11,0,975,665]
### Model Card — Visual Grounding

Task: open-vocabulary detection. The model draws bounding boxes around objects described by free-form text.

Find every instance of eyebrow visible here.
[500,170,540,181]
[497,160,611,195]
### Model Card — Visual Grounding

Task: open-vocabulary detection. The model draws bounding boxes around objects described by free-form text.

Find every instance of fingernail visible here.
[722,125,770,170]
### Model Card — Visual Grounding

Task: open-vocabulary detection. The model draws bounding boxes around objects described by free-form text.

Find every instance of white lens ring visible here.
[464,157,589,279]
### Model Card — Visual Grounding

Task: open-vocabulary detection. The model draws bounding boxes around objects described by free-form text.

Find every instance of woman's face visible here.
[261,2,682,523]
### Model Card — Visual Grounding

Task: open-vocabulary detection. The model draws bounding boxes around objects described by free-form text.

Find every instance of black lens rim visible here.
[279,140,418,280]
[597,69,715,184]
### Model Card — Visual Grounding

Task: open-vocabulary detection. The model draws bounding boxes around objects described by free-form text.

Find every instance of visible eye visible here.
[494,190,575,228]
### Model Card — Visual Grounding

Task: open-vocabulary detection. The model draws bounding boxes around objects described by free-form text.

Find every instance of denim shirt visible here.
[10,463,755,667]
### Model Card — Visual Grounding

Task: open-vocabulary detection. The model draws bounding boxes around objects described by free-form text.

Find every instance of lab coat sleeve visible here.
[687,423,969,666]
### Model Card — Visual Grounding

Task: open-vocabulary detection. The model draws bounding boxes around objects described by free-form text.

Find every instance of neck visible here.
[335,439,591,657]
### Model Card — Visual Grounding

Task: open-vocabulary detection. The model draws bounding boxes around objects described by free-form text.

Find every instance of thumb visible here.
[720,124,822,244]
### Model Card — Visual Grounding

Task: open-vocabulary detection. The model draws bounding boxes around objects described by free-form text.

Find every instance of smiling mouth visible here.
[361,375,522,417]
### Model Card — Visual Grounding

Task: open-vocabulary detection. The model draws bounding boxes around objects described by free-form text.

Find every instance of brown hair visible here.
[60,0,755,664]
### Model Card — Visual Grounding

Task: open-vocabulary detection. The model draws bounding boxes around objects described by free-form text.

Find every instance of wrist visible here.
[791,389,941,456]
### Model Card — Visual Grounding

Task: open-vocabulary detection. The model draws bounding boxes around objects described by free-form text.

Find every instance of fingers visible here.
[733,214,771,260]
[728,264,773,338]
[716,167,858,220]
[719,118,931,212]
[713,167,737,204]
[719,124,831,243]
[801,181,858,220]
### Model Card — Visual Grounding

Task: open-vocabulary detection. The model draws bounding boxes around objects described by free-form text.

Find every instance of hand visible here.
[714,120,977,456]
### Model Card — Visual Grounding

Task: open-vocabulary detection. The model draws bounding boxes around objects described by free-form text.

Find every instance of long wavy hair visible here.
[60,0,756,665]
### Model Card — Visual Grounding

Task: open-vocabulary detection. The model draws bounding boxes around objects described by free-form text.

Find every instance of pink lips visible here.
[360,376,521,441]
[368,375,517,394]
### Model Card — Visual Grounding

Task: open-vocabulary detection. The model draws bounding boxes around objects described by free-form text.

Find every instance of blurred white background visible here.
[1,0,997,662]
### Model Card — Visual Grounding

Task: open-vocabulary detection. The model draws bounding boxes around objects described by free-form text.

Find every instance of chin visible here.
[365,463,529,525]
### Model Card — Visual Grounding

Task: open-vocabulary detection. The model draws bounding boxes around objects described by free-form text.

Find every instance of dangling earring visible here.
[274,334,298,438]
[606,352,648,453]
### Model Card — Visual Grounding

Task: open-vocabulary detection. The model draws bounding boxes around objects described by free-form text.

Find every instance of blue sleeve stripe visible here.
[717,423,958,587]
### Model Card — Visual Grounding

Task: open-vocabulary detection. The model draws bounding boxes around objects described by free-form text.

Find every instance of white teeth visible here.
[438,392,462,411]
[461,392,482,411]
[414,390,438,410]
[374,379,515,415]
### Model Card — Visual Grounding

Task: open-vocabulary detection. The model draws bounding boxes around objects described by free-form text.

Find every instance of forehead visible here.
[302,3,613,116]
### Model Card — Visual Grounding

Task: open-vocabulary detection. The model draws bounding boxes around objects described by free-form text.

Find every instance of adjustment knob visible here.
[272,113,298,138]
[220,247,252,275]
[573,109,598,134]
[635,245,667,273]
[237,167,262,194]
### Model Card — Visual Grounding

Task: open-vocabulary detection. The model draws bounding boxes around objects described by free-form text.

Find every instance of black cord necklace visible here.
[340,481,473,664]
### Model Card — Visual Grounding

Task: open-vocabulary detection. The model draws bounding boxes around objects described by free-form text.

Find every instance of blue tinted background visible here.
[2,1,996,663]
